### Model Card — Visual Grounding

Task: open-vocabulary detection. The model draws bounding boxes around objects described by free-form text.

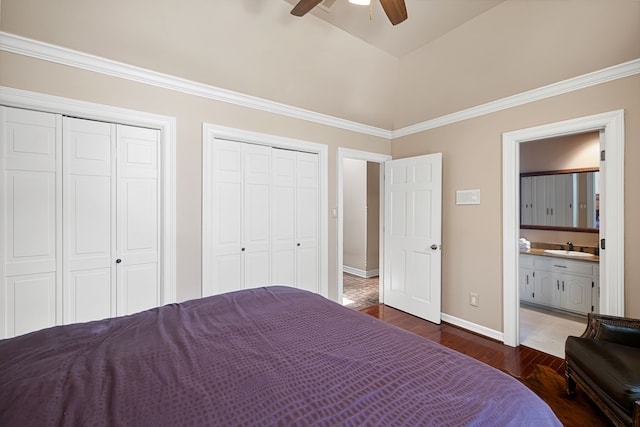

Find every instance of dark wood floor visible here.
[359,304,564,379]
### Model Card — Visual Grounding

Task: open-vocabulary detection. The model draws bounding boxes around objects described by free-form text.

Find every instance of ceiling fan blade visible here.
[291,0,323,17]
[379,0,408,25]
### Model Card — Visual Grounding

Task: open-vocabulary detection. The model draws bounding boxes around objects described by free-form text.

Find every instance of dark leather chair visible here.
[565,313,640,427]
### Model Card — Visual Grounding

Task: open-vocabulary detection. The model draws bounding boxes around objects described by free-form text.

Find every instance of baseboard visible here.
[441,313,504,343]
[343,266,379,278]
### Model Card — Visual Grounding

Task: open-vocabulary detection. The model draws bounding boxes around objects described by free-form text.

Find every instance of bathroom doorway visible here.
[517,132,599,357]
[502,110,625,348]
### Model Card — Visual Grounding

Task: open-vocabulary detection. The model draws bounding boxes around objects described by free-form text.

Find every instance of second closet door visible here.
[271,148,318,293]
[63,118,159,324]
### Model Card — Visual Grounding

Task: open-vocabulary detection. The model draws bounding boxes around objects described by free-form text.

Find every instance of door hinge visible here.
[600,238,605,250]
[532,292,535,299]
[600,150,605,161]
[591,305,594,312]
[592,281,594,288]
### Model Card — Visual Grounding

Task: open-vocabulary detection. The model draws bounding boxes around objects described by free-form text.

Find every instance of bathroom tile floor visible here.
[520,304,587,358]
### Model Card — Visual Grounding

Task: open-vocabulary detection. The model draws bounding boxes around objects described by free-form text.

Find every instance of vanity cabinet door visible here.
[532,269,556,306]
[560,274,592,313]
[519,266,534,302]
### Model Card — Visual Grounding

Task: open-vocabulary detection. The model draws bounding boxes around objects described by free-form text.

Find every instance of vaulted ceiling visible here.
[283,0,506,58]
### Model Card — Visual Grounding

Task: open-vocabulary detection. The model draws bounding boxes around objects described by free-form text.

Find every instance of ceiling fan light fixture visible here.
[349,0,370,5]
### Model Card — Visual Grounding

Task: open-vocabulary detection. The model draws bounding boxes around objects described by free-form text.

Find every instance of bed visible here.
[0,286,561,426]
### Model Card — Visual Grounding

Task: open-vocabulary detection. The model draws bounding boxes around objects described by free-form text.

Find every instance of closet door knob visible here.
[297,243,301,247]
[241,248,245,252]
[115,259,122,264]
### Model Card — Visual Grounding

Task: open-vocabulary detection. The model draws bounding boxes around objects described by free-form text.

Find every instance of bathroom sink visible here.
[544,249,594,258]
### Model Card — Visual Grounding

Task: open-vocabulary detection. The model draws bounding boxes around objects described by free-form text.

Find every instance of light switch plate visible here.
[456,189,481,205]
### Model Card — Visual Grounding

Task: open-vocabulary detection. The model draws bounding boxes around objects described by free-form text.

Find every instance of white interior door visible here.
[116,124,160,315]
[1,107,61,337]
[63,117,115,323]
[383,153,442,324]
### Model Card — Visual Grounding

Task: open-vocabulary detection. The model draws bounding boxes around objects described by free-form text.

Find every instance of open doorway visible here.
[337,149,391,308]
[342,159,380,310]
[502,110,625,348]
[517,131,599,357]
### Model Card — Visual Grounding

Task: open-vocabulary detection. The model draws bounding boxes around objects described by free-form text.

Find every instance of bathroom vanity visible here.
[519,249,599,315]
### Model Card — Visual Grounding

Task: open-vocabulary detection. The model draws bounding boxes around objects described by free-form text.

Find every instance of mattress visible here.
[0,286,561,426]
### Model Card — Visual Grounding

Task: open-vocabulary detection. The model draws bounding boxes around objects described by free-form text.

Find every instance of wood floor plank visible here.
[358,304,610,426]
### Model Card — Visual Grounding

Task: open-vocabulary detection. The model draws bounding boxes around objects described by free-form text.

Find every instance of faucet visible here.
[566,241,574,251]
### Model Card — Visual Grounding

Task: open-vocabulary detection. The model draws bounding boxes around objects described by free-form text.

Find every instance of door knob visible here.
[115,259,122,264]
[430,244,438,250]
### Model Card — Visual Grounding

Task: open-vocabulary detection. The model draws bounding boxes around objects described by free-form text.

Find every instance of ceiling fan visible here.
[290,0,408,26]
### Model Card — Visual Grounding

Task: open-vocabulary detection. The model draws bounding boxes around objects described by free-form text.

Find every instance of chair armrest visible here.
[581,313,640,348]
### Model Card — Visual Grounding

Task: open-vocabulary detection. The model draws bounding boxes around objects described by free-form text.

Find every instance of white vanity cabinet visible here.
[519,255,535,303]
[519,254,598,315]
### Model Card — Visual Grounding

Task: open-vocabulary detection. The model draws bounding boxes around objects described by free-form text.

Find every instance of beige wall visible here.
[392,74,640,331]
[519,131,600,246]
[0,0,638,333]
[366,162,380,272]
[0,0,398,129]
[394,0,640,128]
[520,131,600,173]
[0,51,391,302]
[342,159,380,275]
[343,158,367,271]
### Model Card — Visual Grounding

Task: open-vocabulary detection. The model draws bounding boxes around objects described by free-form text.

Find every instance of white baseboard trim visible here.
[441,313,504,343]
[343,266,379,278]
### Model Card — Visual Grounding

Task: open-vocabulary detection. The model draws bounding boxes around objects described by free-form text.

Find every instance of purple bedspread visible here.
[0,286,561,426]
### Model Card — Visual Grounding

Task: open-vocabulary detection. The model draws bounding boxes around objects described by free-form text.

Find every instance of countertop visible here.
[520,248,599,263]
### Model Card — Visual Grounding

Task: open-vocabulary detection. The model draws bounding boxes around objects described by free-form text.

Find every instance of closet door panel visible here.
[67,269,111,322]
[271,149,296,286]
[117,125,160,315]
[3,107,57,172]
[1,107,60,338]
[244,144,271,288]
[7,273,56,337]
[296,152,319,292]
[211,140,243,293]
[5,172,57,275]
[119,264,159,316]
[63,117,114,323]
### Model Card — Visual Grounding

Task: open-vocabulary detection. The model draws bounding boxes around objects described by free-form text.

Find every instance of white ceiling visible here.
[283,0,507,58]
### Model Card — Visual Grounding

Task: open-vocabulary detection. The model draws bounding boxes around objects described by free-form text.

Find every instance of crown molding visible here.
[1,31,638,141]
[0,31,392,139]
[392,58,640,138]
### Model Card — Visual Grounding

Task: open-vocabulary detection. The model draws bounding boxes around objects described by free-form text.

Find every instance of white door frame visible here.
[502,110,625,347]
[337,148,391,304]
[202,123,329,297]
[0,86,177,305]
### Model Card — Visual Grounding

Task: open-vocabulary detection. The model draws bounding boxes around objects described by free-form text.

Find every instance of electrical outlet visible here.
[469,292,479,307]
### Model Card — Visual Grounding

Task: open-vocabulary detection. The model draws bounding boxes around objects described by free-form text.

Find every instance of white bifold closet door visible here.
[63,117,160,324]
[1,107,61,337]
[210,140,271,294]
[206,140,318,296]
[271,148,319,293]
[1,107,160,338]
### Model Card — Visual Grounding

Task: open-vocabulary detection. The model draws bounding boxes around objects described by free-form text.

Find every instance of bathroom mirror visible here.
[520,168,599,232]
